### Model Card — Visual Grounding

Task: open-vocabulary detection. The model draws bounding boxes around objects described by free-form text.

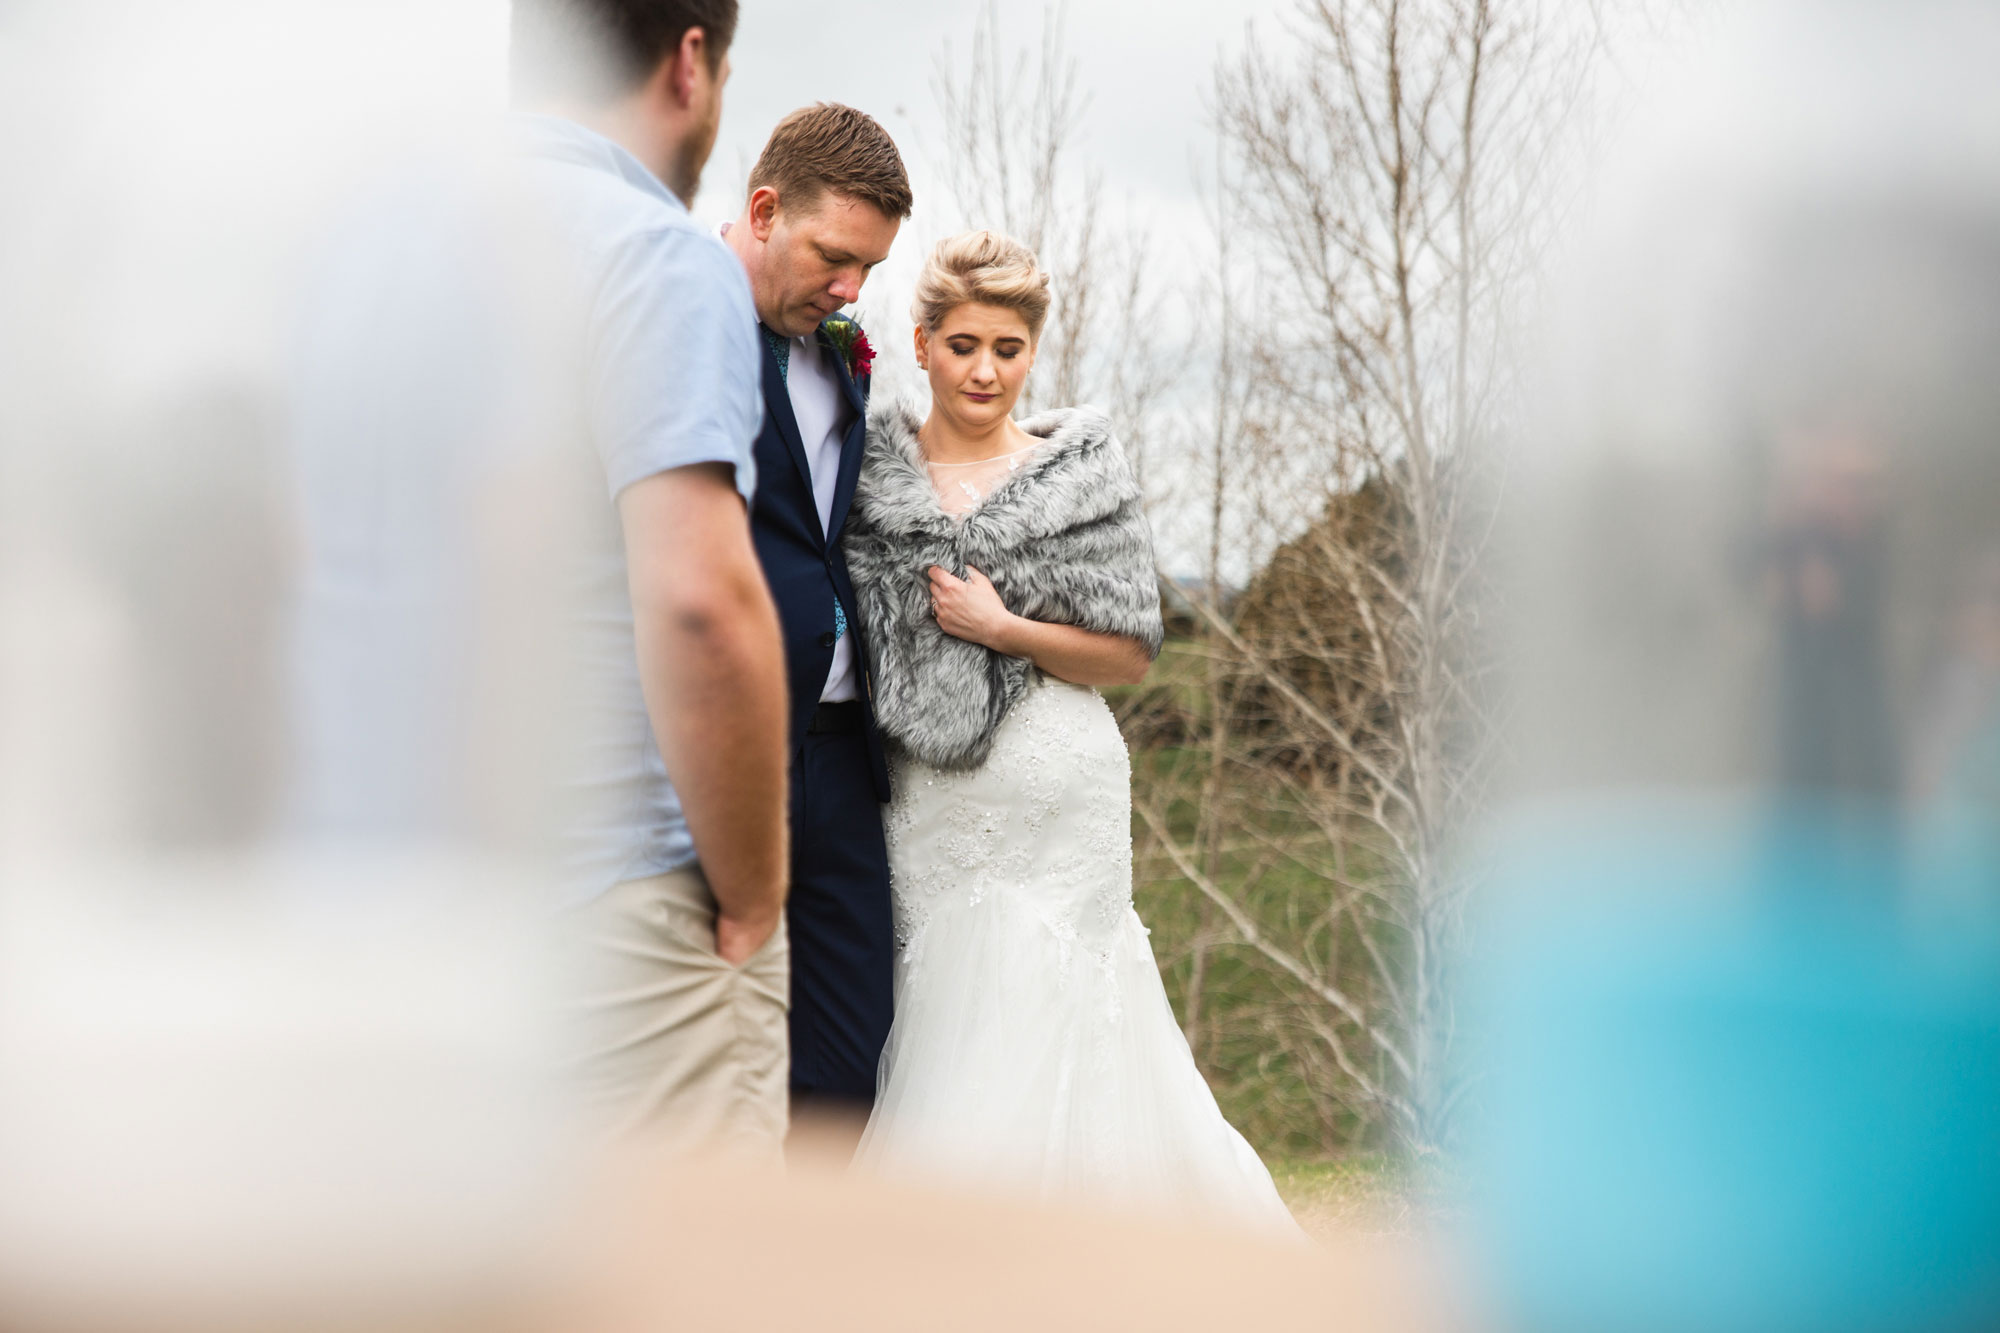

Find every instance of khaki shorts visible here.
[564,866,789,1161]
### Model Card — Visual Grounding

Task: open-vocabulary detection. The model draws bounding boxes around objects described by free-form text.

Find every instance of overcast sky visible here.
[705,0,1294,211]
[693,0,1299,330]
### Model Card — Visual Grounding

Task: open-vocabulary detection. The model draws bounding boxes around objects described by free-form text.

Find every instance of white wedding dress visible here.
[854,454,1297,1234]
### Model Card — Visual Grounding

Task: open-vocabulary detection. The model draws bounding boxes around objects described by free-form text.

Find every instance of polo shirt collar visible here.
[511,112,686,214]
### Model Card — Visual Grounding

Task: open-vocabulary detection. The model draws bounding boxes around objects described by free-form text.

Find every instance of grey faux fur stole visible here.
[844,398,1164,772]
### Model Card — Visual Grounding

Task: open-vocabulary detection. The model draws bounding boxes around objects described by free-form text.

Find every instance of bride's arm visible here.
[994,617,1153,686]
[928,565,1152,686]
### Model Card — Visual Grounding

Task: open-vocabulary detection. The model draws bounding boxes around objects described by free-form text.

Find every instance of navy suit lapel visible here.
[760,333,823,545]
[818,320,868,542]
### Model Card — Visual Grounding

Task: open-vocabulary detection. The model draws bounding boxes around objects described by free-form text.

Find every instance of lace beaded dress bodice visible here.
[882,676,1135,997]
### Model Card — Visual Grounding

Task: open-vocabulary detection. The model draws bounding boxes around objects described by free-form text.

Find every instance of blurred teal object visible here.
[1468,797,2000,1333]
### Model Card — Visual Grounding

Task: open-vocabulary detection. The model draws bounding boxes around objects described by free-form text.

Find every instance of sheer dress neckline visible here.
[922,439,1049,519]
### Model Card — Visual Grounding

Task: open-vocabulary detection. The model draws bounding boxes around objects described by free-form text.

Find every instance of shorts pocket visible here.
[641,871,731,970]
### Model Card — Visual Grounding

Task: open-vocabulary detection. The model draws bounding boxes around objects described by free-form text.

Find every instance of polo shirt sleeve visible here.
[586,226,763,504]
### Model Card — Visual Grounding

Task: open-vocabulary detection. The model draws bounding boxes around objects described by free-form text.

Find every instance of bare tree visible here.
[1125,0,1629,1154]
[931,1,1178,431]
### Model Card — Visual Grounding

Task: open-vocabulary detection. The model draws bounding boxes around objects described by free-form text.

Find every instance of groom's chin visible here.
[771,308,828,339]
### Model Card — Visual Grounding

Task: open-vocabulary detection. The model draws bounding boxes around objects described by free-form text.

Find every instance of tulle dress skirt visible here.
[854,672,1298,1236]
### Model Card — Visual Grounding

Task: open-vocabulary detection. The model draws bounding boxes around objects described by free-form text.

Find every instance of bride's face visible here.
[915,303,1037,432]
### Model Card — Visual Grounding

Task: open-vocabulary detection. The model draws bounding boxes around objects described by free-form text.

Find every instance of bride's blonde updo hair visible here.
[911,230,1052,340]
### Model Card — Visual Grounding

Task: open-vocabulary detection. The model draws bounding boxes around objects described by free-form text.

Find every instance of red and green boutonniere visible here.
[824,315,875,380]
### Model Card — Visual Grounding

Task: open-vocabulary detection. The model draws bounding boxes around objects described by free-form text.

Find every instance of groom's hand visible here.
[715,907,783,967]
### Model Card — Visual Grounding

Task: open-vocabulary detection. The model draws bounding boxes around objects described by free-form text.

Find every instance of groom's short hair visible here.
[510,0,737,103]
[748,104,914,221]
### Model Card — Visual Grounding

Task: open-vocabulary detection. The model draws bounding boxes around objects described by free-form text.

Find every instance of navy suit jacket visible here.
[749,318,891,802]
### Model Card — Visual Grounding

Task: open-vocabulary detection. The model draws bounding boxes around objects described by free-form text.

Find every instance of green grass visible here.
[1112,636,1417,1159]
[1123,748,1410,1157]
[1268,1155,1454,1240]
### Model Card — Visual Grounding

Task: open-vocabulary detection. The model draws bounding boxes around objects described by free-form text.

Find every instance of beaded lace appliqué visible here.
[882,677,1138,1028]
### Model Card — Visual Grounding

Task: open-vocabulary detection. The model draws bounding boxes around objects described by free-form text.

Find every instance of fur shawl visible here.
[844,398,1164,771]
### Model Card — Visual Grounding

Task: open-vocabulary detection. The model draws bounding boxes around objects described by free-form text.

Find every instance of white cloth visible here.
[784,332,859,703]
[855,672,1300,1237]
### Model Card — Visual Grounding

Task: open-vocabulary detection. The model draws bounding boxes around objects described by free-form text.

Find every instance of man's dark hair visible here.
[510,0,737,105]
[748,103,914,221]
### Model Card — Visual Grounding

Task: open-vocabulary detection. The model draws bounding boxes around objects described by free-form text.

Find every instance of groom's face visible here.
[756,191,901,337]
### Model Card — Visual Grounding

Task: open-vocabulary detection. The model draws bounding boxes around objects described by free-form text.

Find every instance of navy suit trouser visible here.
[786,727,894,1107]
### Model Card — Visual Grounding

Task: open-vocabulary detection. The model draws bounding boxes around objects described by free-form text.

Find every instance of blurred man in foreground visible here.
[290,0,790,1160]
[505,0,791,1155]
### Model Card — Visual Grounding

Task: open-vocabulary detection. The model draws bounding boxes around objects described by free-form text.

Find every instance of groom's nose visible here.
[828,266,864,304]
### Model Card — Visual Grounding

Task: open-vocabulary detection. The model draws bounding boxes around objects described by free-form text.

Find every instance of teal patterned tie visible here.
[762,325,789,383]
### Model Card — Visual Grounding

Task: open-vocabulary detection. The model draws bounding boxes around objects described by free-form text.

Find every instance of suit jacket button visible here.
[819,632,837,649]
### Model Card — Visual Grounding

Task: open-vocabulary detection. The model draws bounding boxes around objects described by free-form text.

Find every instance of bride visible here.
[845,231,1297,1234]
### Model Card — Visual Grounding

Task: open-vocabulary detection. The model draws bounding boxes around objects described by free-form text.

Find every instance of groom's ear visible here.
[747,187,781,242]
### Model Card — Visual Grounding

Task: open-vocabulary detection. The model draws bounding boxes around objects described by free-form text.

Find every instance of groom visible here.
[721,103,910,1131]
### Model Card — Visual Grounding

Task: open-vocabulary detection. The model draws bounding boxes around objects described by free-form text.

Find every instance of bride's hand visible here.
[928,565,1019,652]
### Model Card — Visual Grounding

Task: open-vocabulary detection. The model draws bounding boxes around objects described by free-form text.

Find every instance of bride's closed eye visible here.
[947,339,1023,359]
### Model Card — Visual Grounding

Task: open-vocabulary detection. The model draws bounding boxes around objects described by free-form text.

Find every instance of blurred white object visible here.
[0,2,567,1325]
[0,855,570,1323]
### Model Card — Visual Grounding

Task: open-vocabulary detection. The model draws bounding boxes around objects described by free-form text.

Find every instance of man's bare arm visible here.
[620,463,789,964]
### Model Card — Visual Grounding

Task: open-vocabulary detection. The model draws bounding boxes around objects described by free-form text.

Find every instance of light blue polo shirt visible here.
[513,115,764,898]
[285,115,762,902]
